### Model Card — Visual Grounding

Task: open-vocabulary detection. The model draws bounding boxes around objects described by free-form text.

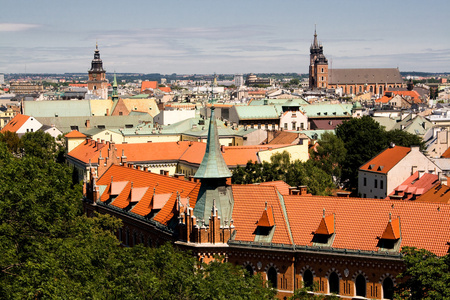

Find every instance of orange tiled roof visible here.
[381,217,400,240]
[315,213,335,235]
[375,95,392,103]
[141,81,158,92]
[388,171,439,200]
[390,90,421,103]
[68,140,194,164]
[284,195,450,256]
[158,87,172,93]
[441,146,450,158]
[258,181,292,195]
[69,83,88,88]
[256,204,275,227]
[96,165,200,225]
[1,114,30,133]
[231,185,293,245]
[415,183,450,204]
[65,130,86,138]
[359,146,411,174]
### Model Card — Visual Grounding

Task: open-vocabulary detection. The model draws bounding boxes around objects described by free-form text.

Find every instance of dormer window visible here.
[377,214,401,250]
[312,210,335,247]
[254,203,275,242]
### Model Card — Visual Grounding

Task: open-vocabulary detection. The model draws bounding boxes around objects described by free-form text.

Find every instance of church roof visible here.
[328,68,403,85]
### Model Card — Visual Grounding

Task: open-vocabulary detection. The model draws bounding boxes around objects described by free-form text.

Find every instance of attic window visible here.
[317,112,321,116]
[377,214,401,250]
[256,203,274,227]
[368,164,375,170]
[125,124,133,128]
[70,126,79,131]
[97,125,105,129]
[312,211,335,246]
[377,165,384,171]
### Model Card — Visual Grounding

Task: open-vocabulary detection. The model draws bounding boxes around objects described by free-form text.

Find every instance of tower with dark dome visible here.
[87,43,108,99]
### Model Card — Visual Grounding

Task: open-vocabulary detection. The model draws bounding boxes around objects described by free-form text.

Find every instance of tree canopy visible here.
[334,116,424,190]
[0,132,276,299]
[396,247,450,299]
[232,151,334,196]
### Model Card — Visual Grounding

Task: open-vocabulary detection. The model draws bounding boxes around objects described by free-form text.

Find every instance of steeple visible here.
[312,25,319,49]
[90,44,105,73]
[192,105,233,226]
[194,106,231,179]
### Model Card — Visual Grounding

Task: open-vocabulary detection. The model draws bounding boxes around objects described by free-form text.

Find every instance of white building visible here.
[234,74,244,87]
[153,109,197,126]
[358,145,442,199]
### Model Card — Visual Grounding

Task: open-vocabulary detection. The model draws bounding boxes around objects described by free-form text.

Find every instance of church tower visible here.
[87,44,108,99]
[309,28,329,90]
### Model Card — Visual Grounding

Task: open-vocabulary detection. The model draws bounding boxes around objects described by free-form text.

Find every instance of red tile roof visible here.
[65,130,86,138]
[360,146,411,174]
[257,181,292,195]
[96,165,200,225]
[141,81,158,92]
[315,213,335,235]
[441,146,450,158]
[388,171,439,200]
[1,114,29,133]
[389,90,422,103]
[231,185,293,245]
[415,183,450,204]
[284,195,450,256]
[158,87,172,93]
[256,204,275,227]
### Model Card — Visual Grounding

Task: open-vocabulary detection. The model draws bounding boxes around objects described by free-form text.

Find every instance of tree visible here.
[310,132,347,187]
[335,116,388,190]
[385,129,425,150]
[0,138,275,299]
[232,152,334,196]
[396,247,450,299]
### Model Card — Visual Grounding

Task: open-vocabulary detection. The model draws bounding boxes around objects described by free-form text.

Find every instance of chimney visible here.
[174,173,185,180]
[136,165,141,170]
[143,166,148,172]
[298,185,308,195]
[85,119,90,128]
[160,170,169,176]
[336,191,351,198]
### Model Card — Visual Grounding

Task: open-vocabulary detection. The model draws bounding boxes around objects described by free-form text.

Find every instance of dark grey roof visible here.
[329,68,403,85]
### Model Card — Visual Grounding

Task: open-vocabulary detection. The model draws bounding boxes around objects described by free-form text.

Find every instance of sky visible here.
[1,0,449,75]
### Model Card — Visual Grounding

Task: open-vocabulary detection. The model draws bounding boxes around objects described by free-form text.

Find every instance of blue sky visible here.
[1,0,449,74]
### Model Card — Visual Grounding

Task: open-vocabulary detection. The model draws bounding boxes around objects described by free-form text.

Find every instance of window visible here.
[321,68,324,73]
[383,277,394,300]
[374,179,378,188]
[359,86,362,93]
[284,123,288,130]
[303,269,313,290]
[355,274,366,297]
[380,180,384,189]
[292,122,296,130]
[350,86,353,94]
[125,124,133,128]
[329,272,339,295]
[267,267,277,289]
[370,86,373,93]
[363,178,367,186]
[119,111,123,116]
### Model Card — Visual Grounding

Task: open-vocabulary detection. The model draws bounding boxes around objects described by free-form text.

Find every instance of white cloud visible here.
[0,23,40,32]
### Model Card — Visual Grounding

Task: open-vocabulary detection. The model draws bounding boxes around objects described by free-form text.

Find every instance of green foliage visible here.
[310,132,347,186]
[232,152,334,196]
[335,116,424,190]
[290,282,339,299]
[396,247,450,300]
[0,134,275,299]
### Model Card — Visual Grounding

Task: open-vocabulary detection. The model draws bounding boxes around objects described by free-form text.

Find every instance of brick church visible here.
[309,29,404,96]
[83,107,450,299]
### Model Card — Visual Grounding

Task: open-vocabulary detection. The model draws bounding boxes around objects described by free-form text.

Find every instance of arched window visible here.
[383,277,394,299]
[355,274,366,297]
[370,86,374,93]
[350,86,353,94]
[303,269,314,290]
[329,272,339,295]
[245,265,254,277]
[267,267,277,289]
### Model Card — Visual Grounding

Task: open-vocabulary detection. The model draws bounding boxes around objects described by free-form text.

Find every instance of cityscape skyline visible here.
[1,0,450,75]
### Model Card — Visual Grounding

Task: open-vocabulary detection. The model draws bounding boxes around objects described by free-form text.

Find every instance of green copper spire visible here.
[111,72,118,101]
[194,106,231,179]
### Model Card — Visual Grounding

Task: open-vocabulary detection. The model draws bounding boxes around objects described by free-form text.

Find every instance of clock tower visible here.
[87,43,108,99]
